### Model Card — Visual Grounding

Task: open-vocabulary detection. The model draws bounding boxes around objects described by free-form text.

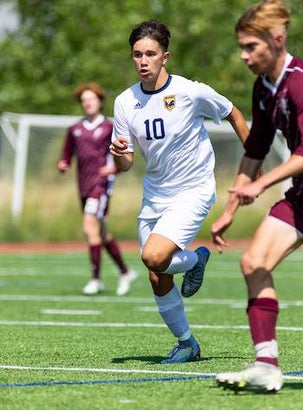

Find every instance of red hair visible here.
[74,82,106,102]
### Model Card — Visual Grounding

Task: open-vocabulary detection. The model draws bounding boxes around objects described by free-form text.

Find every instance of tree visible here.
[0,0,302,117]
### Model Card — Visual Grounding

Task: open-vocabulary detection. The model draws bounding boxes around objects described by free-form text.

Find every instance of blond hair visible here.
[235,0,290,38]
[74,82,106,102]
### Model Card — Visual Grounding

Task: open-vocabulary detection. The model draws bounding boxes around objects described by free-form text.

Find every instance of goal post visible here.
[0,112,80,222]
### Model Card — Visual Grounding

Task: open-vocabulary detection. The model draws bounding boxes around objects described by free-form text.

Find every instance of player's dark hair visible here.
[129,20,171,51]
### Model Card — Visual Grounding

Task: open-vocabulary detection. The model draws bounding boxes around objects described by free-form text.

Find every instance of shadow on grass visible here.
[111,355,248,365]
[112,356,165,364]
[283,381,303,391]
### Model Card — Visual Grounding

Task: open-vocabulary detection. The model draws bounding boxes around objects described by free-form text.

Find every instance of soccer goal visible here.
[0,111,289,224]
[0,112,80,222]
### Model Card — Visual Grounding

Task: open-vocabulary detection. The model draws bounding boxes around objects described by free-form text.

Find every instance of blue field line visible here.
[0,374,215,389]
[1,371,303,389]
[1,371,302,389]
[284,370,303,376]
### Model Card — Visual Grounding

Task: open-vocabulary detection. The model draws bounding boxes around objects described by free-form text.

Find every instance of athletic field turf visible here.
[0,245,302,409]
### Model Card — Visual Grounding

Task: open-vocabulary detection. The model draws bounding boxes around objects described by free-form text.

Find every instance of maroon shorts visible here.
[269,195,303,235]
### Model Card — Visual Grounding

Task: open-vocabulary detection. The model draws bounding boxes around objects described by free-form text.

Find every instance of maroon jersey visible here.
[61,115,114,198]
[244,55,303,200]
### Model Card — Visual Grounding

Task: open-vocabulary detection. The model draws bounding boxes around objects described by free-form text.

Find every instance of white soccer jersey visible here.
[112,74,233,202]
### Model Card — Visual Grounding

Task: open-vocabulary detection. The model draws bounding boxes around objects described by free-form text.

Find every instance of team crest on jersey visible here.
[164,95,176,111]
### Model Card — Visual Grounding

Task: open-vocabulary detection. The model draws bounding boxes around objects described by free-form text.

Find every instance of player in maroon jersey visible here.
[57,83,137,296]
[211,0,303,392]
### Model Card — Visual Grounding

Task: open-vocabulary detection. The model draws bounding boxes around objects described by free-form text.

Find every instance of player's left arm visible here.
[211,155,261,252]
[225,105,250,145]
[233,74,303,201]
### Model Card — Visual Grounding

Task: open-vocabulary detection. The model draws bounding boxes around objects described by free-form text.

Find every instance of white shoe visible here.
[82,279,105,295]
[216,362,283,393]
[116,270,138,296]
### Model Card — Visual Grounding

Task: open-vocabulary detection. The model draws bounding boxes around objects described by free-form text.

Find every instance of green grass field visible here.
[0,246,302,409]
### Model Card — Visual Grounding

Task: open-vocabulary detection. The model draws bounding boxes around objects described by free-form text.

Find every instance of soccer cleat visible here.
[181,246,210,298]
[82,279,105,295]
[116,269,138,296]
[161,336,201,364]
[216,362,283,393]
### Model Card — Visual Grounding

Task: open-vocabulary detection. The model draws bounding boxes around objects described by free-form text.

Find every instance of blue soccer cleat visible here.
[181,246,210,298]
[161,336,201,364]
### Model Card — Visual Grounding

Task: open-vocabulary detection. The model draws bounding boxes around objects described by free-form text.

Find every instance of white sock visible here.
[255,340,278,359]
[164,250,197,274]
[154,285,191,339]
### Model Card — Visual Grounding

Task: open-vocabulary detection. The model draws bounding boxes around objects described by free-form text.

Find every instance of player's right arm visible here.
[111,94,135,172]
[225,105,250,145]
[110,136,134,171]
[57,128,74,173]
[57,159,70,173]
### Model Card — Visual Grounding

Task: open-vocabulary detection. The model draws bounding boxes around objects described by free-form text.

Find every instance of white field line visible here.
[1,294,303,307]
[0,320,303,331]
[40,309,100,315]
[0,365,302,381]
[0,271,40,276]
[136,306,194,312]
[0,365,212,377]
[284,375,303,380]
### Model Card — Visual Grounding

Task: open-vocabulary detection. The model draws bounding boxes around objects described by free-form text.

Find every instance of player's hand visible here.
[99,165,117,176]
[57,160,69,173]
[110,137,129,157]
[211,212,233,253]
[229,180,264,205]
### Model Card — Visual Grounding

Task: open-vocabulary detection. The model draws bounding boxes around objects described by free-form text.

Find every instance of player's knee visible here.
[82,226,90,240]
[83,216,100,241]
[240,251,266,276]
[141,248,170,273]
[83,226,95,241]
[240,252,254,275]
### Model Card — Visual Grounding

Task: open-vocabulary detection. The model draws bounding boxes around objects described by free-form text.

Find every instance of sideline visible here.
[0,319,303,332]
[0,239,252,254]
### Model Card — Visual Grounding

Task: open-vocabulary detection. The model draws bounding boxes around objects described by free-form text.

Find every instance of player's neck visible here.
[86,113,102,122]
[267,50,287,84]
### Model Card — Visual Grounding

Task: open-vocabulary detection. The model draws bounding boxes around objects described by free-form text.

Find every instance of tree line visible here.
[0,0,302,118]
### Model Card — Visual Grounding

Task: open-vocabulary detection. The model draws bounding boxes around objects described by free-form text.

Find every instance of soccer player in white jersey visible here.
[110,20,249,363]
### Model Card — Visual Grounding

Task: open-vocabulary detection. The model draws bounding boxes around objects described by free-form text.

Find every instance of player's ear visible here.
[274,33,285,49]
[270,26,287,50]
[163,51,170,65]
